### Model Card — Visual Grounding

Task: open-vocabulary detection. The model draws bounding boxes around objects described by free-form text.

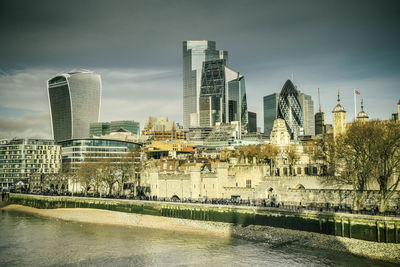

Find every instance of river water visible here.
[0,210,395,266]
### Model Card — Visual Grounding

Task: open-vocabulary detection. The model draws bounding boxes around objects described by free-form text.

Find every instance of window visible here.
[246,179,251,188]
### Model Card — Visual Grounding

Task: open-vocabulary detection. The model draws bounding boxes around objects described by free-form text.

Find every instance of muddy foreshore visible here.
[2,204,400,264]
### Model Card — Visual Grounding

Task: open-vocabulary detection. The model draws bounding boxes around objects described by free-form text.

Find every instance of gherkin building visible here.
[277,79,304,139]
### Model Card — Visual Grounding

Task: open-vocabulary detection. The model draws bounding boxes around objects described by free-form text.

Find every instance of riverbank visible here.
[2,204,400,264]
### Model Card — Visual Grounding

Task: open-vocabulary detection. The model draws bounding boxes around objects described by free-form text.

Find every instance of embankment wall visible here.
[6,193,400,244]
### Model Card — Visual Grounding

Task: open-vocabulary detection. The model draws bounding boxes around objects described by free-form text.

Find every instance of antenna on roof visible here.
[318,88,321,113]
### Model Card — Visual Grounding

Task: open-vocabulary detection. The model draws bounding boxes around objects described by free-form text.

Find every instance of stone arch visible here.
[171,195,180,201]
[266,187,274,199]
[295,184,305,190]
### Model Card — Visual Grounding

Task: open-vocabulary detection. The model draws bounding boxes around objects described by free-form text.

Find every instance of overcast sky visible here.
[0,0,399,139]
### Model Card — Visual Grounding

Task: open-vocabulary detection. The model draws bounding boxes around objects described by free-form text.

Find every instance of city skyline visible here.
[1,0,399,138]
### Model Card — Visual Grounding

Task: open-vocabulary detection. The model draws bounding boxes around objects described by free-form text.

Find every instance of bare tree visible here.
[98,158,120,196]
[371,121,400,212]
[285,145,300,176]
[313,132,337,176]
[325,121,388,211]
[118,148,141,196]
[77,158,99,196]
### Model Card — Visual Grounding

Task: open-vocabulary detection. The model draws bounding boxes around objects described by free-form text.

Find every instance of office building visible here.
[299,92,315,136]
[187,127,213,143]
[0,139,61,189]
[228,76,248,132]
[59,139,140,172]
[47,71,102,142]
[314,112,325,135]
[199,59,247,132]
[149,140,195,152]
[142,117,185,141]
[263,93,279,136]
[277,80,304,139]
[248,111,257,133]
[183,40,227,129]
[90,120,140,137]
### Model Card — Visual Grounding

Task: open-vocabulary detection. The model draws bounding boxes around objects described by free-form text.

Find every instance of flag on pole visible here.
[354,90,360,119]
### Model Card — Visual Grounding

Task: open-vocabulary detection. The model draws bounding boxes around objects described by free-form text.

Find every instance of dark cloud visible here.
[1,0,399,70]
[0,113,52,139]
[0,0,399,138]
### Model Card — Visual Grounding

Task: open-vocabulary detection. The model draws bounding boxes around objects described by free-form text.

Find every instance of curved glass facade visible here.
[277,80,304,139]
[48,71,101,142]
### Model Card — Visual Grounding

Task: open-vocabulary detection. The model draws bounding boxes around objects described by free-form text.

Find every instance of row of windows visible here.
[0,164,59,169]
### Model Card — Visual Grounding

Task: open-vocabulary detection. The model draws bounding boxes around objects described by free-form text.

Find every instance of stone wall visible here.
[140,163,399,209]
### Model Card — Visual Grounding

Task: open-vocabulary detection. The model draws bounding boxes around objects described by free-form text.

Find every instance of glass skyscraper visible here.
[47,71,102,142]
[228,75,248,132]
[263,93,279,136]
[277,80,304,139]
[199,59,248,132]
[182,40,227,129]
[247,111,257,133]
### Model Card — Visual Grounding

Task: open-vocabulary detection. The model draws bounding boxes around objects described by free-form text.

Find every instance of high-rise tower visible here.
[47,71,102,142]
[183,40,227,129]
[314,112,325,135]
[198,59,247,132]
[263,93,279,136]
[277,80,304,139]
[299,92,315,136]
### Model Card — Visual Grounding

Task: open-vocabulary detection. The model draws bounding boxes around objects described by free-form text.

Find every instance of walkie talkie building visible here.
[277,79,304,139]
[47,71,102,142]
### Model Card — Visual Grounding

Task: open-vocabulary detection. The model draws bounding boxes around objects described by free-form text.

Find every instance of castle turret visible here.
[356,98,369,122]
[190,166,201,200]
[398,99,400,122]
[332,91,346,138]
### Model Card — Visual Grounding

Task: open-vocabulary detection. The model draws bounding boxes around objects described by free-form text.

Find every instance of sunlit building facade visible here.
[299,92,315,136]
[47,71,102,142]
[183,40,227,129]
[0,139,61,189]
